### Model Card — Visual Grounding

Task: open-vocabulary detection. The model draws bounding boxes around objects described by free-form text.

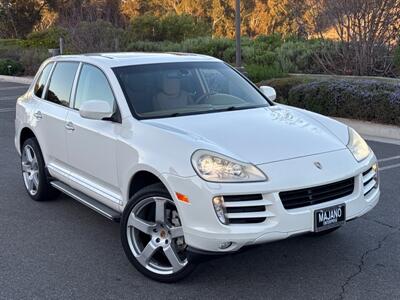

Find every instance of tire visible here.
[20,138,59,201]
[309,226,341,236]
[120,183,196,282]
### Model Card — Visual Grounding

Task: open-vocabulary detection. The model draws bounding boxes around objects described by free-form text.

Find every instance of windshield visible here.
[113,62,270,119]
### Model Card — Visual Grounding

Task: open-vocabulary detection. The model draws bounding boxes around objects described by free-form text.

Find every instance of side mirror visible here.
[79,100,113,120]
[260,86,277,102]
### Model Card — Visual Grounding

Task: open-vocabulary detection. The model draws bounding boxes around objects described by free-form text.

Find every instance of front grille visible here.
[279,178,355,209]
[222,194,274,224]
[362,166,377,196]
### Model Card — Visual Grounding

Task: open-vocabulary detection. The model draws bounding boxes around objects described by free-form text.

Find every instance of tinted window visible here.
[113,62,269,119]
[45,62,79,107]
[74,64,115,110]
[34,62,53,98]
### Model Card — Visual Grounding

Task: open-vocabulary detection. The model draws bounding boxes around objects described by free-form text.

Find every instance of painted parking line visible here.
[378,155,400,163]
[380,163,400,171]
[0,97,16,101]
[0,86,28,91]
[0,108,15,113]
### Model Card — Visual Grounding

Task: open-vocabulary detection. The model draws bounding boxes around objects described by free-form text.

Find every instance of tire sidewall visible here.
[21,138,54,201]
[120,184,195,283]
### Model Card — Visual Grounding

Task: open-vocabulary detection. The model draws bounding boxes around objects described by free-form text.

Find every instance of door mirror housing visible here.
[79,100,113,120]
[259,86,277,102]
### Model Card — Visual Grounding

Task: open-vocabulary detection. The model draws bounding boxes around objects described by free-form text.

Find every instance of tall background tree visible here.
[0,0,46,38]
[0,0,399,77]
[316,0,400,75]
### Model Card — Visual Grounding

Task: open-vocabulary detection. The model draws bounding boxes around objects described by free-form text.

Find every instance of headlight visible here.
[347,127,371,162]
[191,150,267,182]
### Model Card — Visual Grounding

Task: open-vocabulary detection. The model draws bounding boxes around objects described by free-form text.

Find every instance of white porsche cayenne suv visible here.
[15,53,380,282]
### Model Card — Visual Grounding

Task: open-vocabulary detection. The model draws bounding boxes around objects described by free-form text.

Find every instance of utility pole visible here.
[59,37,64,55]
[235,0,241,68]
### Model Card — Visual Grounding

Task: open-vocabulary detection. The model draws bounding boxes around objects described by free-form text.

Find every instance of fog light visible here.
[219,241,233,249]
[212,196,228,225]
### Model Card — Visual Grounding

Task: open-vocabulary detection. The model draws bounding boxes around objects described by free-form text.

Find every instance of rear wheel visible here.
[121,183,195,282]
[21,138,59,201]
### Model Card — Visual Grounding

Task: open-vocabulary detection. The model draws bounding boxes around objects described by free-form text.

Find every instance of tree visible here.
[47,0,123,27]
[120,0,145,19]
[211,0,235,38]
[318,0,400,75]
[0,0,46,38]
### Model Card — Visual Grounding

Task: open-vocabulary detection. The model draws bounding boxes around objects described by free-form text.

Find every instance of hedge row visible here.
[265,77,400,126]
[0,59,24,75]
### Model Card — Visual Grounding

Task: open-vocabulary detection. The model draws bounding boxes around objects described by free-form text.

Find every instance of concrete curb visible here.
[0,75,33,85]
[335,117,400,145]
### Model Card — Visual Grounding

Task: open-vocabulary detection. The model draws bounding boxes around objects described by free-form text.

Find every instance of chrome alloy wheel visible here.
[126,197,188,275]
[21,145,39,196]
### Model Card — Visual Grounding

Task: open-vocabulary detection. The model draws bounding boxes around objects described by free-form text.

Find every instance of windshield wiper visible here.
[220,104,267,112]
[164,107,214,118]
[168,112,183,117]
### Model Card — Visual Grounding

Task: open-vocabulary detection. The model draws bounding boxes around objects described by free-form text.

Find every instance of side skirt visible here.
[50,180,121,222]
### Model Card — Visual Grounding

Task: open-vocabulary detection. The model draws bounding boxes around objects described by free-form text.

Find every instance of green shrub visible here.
[287,80,400,125]
[245,64,286,83]
[254,33,284,51]
[125,14,211,44]
[0,59,24,75]
[126,37,236,62]
[181,37,234,58]
[394,45,400,72]
[0,39,24,61]
[69,21,123,53]
[125,15,161,42]
[0,39,21,47]
[21,27,69,49]
[19,48,49,75]
[160,14,211,42]
[275,39,324,73]
[259,76,313,102]
[126,40,179,52]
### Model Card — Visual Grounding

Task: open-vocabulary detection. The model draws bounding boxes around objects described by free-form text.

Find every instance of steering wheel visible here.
[195,92,218,104]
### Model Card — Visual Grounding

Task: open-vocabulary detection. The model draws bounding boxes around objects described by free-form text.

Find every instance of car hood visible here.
[143,106,348,165]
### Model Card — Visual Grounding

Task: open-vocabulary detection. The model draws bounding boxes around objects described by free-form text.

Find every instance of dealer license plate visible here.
[314,204,346,232]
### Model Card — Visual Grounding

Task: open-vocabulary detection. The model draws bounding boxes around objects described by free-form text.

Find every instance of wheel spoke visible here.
[169,226,184,239]
[127,213,156,235]
[32,157,38,171]
[32,172,39,189]
[163,245,185,272]
[25,147,34,162]
[154,198,166,223]
[27,176,34,191]
[137,240,158,265]
[21,162,30,172]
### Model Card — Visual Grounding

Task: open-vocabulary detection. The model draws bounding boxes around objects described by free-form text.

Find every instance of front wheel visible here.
[120,183,196,282]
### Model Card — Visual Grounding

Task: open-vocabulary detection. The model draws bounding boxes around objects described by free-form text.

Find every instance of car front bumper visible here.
[164,149,380,253]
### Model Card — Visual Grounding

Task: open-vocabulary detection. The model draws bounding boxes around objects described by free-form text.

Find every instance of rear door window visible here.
[45,62,79,107]
[34,62,53,98]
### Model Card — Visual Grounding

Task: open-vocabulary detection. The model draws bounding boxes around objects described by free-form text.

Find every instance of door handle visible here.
[33,111,42,119]
[65,122,75,131]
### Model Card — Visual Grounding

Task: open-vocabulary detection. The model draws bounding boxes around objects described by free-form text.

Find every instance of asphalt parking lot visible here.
[0,81,399,299]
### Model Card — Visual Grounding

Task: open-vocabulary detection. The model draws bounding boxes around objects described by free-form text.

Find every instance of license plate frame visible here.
[314,203,346,232]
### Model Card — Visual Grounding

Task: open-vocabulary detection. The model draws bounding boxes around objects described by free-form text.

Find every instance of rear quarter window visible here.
[34,63,53,98]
